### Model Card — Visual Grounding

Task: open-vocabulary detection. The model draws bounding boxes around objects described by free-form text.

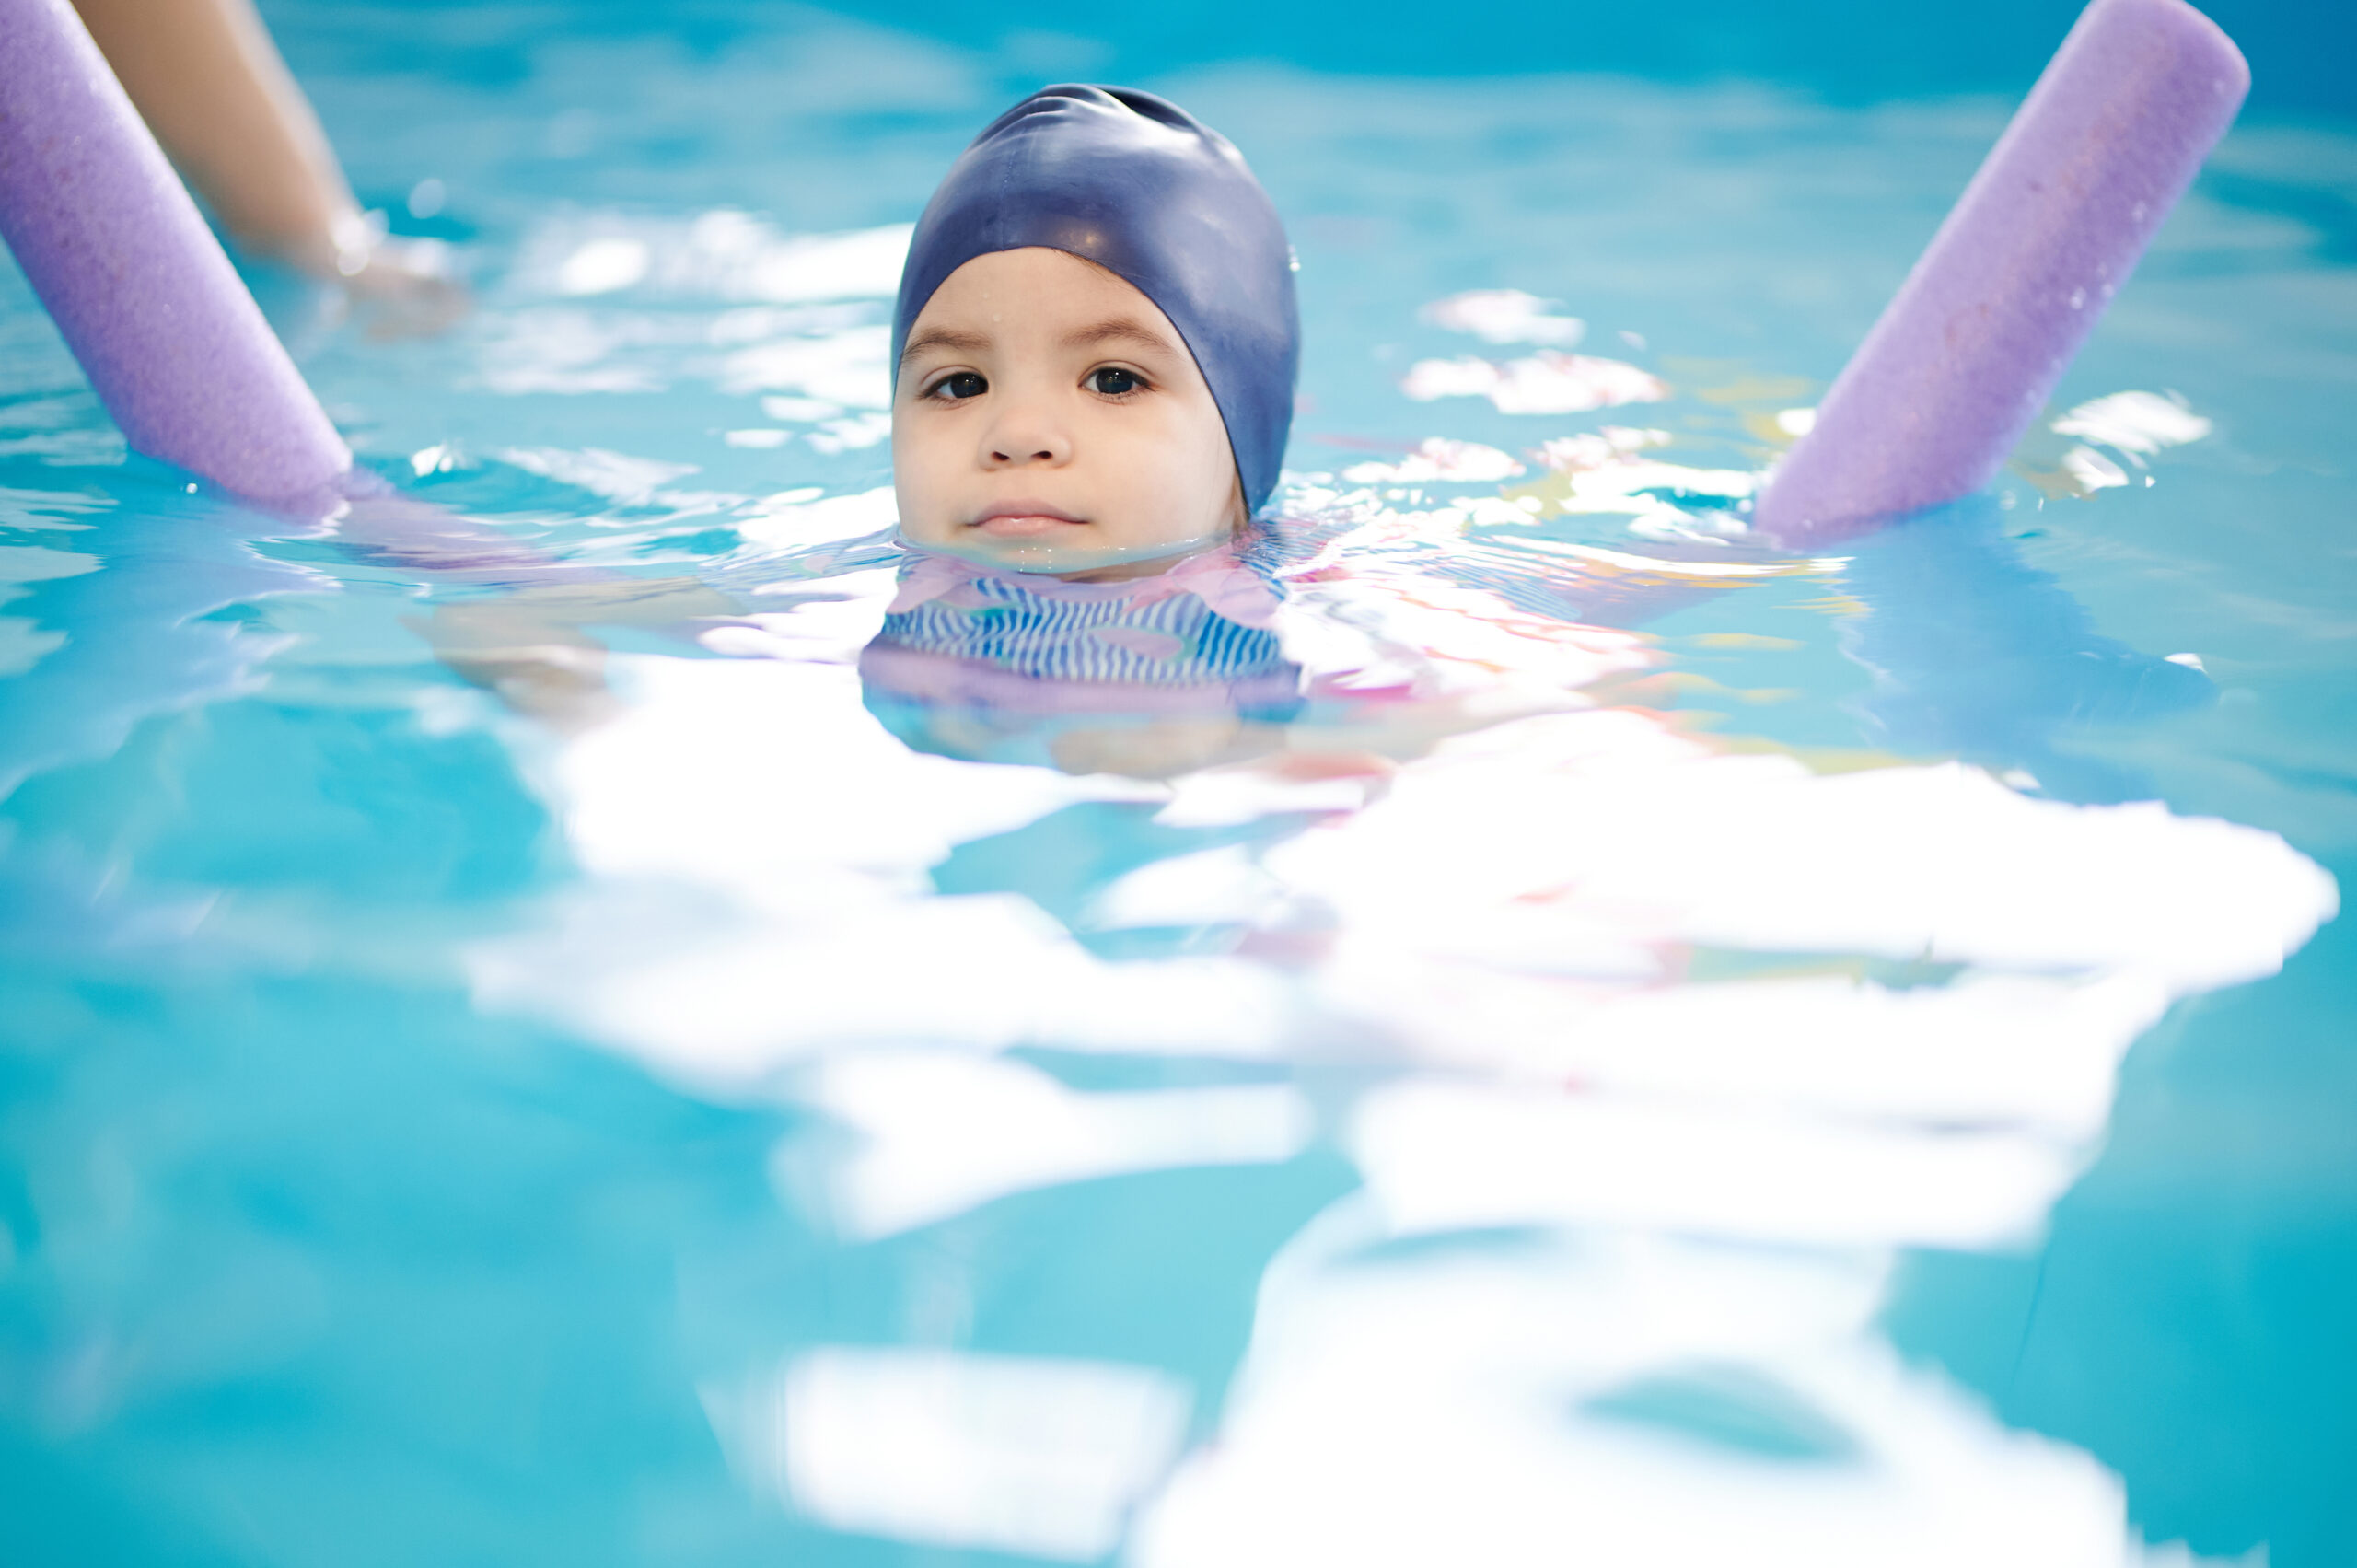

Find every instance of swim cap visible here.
[892,85,1300,515]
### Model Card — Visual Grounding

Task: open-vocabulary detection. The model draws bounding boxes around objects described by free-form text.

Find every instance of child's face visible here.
[892,248,1246,579]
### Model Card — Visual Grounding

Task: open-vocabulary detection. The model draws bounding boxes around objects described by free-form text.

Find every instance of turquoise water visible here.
[4,3,2356,1562]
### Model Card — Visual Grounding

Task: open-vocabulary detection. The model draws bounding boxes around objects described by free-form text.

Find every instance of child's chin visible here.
[911,527,1217,580]
[1021,539,1219,581]
[945,533,1099,574]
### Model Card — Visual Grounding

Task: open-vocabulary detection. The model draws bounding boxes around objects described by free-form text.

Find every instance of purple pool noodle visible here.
[1752,0,2247,543]
[0,0,349,502]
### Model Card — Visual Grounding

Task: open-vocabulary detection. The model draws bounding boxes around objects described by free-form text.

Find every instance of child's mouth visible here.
[970,503,1086,539]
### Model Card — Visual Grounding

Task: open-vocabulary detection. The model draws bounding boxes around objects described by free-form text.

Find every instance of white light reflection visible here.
[1131,1203,2227,1568]
[459,472,2331,1564]
[1531,424,1671,470]
[729,483,897,554]
[555,236,649,296]
[2016,389,2217,500]
[2062,446,2131,493]
[484,216,906,408]
[1273,717,2335,993]
[1084,843,1286,931]
[1420,288,1586,345]
[1116,675,2325,1559]
[718,324,891,407]
[1399,351,1668,414]
[1341,436,1526,483]
[784,1051,1314,1237]
[465,651,1302,1082]
[2050,390,2213,456]
[806,410,894,452]
[516,214,910,305]
[493,445,702,506]
[705,1347,1190,1562]
[1352,1081,2073,1248]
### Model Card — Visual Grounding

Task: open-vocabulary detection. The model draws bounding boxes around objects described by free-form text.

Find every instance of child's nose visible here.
[980,398,1071,468]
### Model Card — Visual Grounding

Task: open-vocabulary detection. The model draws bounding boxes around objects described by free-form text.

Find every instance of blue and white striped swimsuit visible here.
[871,549,1293,689]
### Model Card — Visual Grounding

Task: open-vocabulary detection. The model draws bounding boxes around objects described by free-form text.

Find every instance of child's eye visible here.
[927,371,988,401]
[1087,366,1145,396]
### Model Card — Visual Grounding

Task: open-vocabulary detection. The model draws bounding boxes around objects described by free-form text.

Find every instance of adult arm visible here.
[71,0,460,321]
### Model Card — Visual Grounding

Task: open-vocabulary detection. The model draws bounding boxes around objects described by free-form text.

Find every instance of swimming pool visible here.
[3,1,2354,1562]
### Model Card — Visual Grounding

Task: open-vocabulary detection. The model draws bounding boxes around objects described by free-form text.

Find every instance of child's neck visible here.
[1049,543,1225,584]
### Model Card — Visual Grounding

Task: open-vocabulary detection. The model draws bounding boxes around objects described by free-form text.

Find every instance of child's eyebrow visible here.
[1062,318,1178,355]
[900,327,992,364]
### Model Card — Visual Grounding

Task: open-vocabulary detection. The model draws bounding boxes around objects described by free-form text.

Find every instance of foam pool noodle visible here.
[1751,0,2247,543]
[0,0,350,503]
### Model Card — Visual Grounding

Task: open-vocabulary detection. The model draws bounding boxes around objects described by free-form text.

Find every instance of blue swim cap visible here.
[892,85,1300,516]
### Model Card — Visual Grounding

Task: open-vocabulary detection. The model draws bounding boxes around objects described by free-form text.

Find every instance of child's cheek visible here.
[887,418,946,543]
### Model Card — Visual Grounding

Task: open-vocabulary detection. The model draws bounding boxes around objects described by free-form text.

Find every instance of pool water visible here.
[4,3,2355,1563]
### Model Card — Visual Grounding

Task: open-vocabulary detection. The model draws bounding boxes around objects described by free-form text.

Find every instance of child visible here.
[888,86,1297,584]
[840,86,1327,771]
